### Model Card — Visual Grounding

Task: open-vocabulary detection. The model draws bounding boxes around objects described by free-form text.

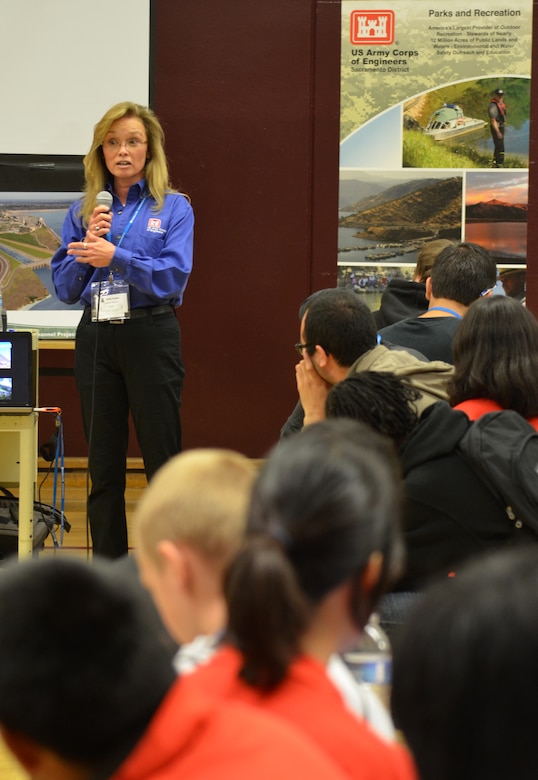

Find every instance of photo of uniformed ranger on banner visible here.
[403,77,529,169]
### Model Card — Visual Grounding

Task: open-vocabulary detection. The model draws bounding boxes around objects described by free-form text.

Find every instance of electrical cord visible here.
[85,268,103,558]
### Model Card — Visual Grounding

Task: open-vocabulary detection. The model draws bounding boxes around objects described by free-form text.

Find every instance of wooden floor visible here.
[0,459,147,780]
[35,457,147,557]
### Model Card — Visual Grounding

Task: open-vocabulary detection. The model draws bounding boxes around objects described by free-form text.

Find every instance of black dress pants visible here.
[75,307,184,558]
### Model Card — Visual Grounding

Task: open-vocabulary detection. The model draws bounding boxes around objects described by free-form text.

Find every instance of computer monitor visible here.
[0,331,34,409]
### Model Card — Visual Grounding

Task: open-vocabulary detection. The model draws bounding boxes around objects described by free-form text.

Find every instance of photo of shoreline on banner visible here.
[402,77,529,169]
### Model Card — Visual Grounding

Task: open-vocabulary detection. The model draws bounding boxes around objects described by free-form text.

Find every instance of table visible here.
[0,411,38,558]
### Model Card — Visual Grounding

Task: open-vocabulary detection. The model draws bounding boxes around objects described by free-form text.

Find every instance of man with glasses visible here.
[281,287,454,437]
[377,242,497,364]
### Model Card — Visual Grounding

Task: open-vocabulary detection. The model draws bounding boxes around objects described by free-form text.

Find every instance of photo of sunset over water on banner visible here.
[465,171,527,263]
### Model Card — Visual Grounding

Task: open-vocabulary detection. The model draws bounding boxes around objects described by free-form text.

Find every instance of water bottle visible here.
[342,613,392,709]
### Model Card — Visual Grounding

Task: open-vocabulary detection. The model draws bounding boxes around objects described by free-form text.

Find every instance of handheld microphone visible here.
[96,190,113,240]
[96,190,113,210]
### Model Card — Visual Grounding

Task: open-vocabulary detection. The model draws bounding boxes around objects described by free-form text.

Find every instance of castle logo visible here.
[350,11,395,45]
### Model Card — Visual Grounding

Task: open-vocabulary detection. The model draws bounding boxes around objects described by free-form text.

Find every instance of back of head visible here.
[392,547,538,780]
[430,242,497,305]
[448,295,538,415]
[302,288,377,367]
[414,239,454,282]
[225,418,404,689]
[325,372,420,447]
[134,449,257,570]
[0,556,175,770]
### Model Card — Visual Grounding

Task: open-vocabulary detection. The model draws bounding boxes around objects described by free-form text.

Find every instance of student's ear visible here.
[313,344,330,367]
[360,550,383,594]
[348,550,385,629]
[425,276,433,301]
[0,726,42,774]
[156,540,193,592]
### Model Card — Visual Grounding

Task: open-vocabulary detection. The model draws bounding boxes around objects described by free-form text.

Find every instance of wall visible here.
[152,0,341,455]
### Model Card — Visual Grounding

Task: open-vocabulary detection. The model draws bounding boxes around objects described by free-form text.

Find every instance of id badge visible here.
[91,279,130,322]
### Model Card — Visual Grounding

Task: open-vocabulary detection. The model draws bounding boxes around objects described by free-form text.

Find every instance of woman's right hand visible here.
[89,205,112,238]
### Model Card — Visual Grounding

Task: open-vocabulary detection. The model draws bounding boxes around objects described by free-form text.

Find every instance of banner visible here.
[339,0,532,305]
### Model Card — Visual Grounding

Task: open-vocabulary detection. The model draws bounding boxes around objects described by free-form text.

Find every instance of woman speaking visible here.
[52,101,194,558]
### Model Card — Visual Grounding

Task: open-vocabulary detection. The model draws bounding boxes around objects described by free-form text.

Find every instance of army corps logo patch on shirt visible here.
[147,218,165,235]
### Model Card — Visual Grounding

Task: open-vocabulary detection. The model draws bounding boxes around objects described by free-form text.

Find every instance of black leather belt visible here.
[84,304,174,324]
[126,304,174,319]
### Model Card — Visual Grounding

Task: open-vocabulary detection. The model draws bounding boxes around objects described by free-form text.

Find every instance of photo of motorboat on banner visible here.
[422,103,486,141]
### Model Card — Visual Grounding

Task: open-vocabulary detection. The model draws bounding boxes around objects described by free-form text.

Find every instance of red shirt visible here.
[112,677,350,780]
[454,399,538,431]
[182,646,417,780]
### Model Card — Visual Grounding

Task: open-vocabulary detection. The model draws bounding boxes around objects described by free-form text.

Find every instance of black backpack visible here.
[457,410,538,537]
[0,487,70,563]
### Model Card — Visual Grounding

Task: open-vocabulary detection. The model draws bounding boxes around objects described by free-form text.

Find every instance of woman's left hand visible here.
[67,232,116,267]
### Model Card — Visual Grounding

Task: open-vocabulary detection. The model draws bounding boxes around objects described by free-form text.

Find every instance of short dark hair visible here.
[326,372,420,446]
[392,547,538,780]
[225,418,404,689]
[0,557,175,770]
[448,295,538,416]
[302,289,377,366]
[430,242,497,305]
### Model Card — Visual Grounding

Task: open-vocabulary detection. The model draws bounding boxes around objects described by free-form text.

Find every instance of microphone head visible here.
[96,191,113,210]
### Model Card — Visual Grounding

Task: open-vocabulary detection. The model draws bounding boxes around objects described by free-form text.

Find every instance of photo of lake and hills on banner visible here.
[337,170,526,308]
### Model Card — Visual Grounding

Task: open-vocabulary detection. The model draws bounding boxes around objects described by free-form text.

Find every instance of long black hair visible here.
[449,295,538,416]
[224,418,404,689]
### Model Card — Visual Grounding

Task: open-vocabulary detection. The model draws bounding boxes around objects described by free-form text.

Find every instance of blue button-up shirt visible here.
[51,179,194,308]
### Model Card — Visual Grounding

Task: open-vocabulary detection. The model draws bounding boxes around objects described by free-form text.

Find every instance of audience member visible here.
[281,288,453,436]
[0,556,353,780]
[176,420,417,779]
[499,267,526,301]
[379,243,497,363]
[391,547,538,780]
[373,239,453,328]
[326,372,522,591]
[378,242,497,363]
[135,447,396,740]
[449,295,538,428]
[135,448,256,671]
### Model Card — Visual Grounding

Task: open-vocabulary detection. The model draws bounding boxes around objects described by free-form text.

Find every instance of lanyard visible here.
[427,306,462,319]
[116,195,148,247]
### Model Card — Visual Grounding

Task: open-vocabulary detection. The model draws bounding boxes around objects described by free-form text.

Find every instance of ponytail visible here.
[224,419,403,692]
[224,536,311,690]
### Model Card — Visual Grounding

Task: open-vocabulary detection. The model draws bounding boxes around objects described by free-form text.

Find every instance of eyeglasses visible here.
[294,342,314,356]
[479,286,496,297]
[102,138,148,150]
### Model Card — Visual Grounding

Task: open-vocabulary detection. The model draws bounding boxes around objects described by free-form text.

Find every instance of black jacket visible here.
[372,280,428,329]
[378,316,461,364]
[396,402,519,591]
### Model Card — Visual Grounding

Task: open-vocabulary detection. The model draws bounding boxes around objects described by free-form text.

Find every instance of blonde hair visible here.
[80,101,178,223]
[414,239,454,282]
[134,449,257,568]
